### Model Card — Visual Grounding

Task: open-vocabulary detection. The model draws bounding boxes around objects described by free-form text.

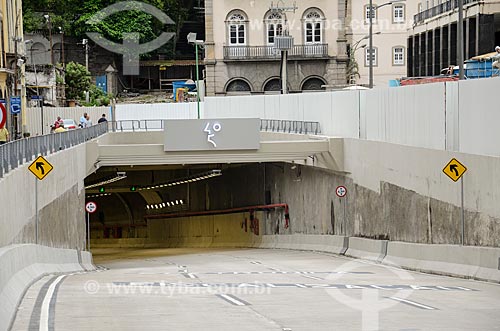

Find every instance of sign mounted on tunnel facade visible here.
[163,119,260,151]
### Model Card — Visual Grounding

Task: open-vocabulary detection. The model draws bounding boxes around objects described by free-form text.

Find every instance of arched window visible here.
[303,8,324,44]
[265,11,285,45]
[226,10,247,46]
[226,79,252,93]
[301,77,326,91]
[263,78,282,93]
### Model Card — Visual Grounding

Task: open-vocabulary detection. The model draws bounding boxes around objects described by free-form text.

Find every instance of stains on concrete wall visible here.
[11,184,86,250]
[265,163,500,248]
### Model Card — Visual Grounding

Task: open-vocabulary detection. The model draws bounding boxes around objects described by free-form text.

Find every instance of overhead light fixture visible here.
[134,170,222,192]
[85,174,127,190]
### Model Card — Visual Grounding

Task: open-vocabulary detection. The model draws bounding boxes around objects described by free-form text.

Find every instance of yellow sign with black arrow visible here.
[28,156,54,180]
[442,158,467,182]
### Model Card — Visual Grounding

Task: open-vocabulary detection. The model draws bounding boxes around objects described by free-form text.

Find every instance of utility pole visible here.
[457,0,464,79]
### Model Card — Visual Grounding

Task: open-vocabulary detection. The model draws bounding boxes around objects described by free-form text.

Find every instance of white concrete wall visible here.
[342,138,500,220]
[0,143,87,247]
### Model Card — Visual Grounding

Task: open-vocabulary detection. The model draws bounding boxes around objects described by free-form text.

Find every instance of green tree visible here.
[65,62,91,100]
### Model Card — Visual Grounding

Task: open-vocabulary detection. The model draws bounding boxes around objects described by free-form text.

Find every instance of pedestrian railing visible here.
[109,119,322,135]
[0,123,108,179]
[260,119,322,135]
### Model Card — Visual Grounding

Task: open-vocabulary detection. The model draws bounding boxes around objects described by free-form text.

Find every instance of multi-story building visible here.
[204,0,349,95]
[0,0,24,97]
[348,0,419,87]
[408,0,500,77]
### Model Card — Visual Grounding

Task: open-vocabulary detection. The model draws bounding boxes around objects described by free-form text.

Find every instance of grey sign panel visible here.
[164,118,260,151]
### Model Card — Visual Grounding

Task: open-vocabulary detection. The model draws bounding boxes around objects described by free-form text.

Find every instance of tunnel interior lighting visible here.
[136,169,222,192]
[86,193,111,199]
[85,174,127,190]
[146,199,186,210]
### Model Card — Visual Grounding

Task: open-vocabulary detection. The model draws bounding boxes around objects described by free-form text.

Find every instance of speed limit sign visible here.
[336,186,347,198]
[85,201,97,213]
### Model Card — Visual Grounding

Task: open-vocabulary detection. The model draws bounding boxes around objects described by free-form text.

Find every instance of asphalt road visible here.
[12,248,500,331]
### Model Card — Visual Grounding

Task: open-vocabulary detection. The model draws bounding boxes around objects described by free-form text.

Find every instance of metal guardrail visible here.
[260,119,322,135]
[0,123,108,179]
[414,0,477,23]
[109,119,322,135]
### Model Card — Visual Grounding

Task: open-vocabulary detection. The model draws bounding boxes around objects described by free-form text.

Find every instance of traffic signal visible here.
[99,187,105,193]
[130,186,137,192]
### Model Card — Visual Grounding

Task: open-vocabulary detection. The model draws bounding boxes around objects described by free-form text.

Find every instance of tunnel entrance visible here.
[84,163,299,249]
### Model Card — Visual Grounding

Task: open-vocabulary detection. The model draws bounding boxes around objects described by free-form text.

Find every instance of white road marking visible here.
[295,284,307,288]
[40,275,66,331]
[217,294,248,306]
[389,297,436,310]
[187,273,197,279]
[301,275,324,281]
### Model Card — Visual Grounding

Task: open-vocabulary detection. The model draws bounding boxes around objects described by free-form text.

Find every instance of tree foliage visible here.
[23,0,188,45]
[65,62,91,100]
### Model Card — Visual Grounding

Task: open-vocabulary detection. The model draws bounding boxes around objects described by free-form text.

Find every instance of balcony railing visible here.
[223,44,329,60]
[414,0,477,23]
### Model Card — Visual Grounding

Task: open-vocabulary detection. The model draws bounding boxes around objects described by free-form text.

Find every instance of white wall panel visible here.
[115,103,198,120]
[458,77,500,156]
[26,106,109,136]
[361,83,446,150]
[445,81,459,151]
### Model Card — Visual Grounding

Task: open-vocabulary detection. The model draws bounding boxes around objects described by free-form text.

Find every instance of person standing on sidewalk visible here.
[0,124,9,145]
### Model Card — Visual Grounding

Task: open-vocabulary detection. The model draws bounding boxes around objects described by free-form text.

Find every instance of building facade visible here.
[1,0,24,97]
[348,0,419,87]
[204,0,349,95]
[408,0,500,77]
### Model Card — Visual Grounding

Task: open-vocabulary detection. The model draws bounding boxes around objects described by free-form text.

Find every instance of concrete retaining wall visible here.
[0,143,88,249]
[0,244,94,331]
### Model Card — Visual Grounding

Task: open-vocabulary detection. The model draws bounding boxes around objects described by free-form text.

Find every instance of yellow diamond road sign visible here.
[443,158,467,182]
[28,156,54,180]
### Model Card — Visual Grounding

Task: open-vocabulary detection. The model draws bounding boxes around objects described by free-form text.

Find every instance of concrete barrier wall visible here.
[0,244,94,331]
[385,241,500,283]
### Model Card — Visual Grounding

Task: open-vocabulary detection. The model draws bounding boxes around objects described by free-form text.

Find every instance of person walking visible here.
[97,114,108,123]
[0,124,9,145]
[79,112,88,128]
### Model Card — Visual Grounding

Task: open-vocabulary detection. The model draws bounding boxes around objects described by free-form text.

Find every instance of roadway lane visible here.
[12,248,500,331]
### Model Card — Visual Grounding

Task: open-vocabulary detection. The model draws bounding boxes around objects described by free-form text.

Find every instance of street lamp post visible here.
[44,15,54,65]
[187,33,204,120]
[368,0,406,88]
[26,40,44,134]
[349,33,380,84]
